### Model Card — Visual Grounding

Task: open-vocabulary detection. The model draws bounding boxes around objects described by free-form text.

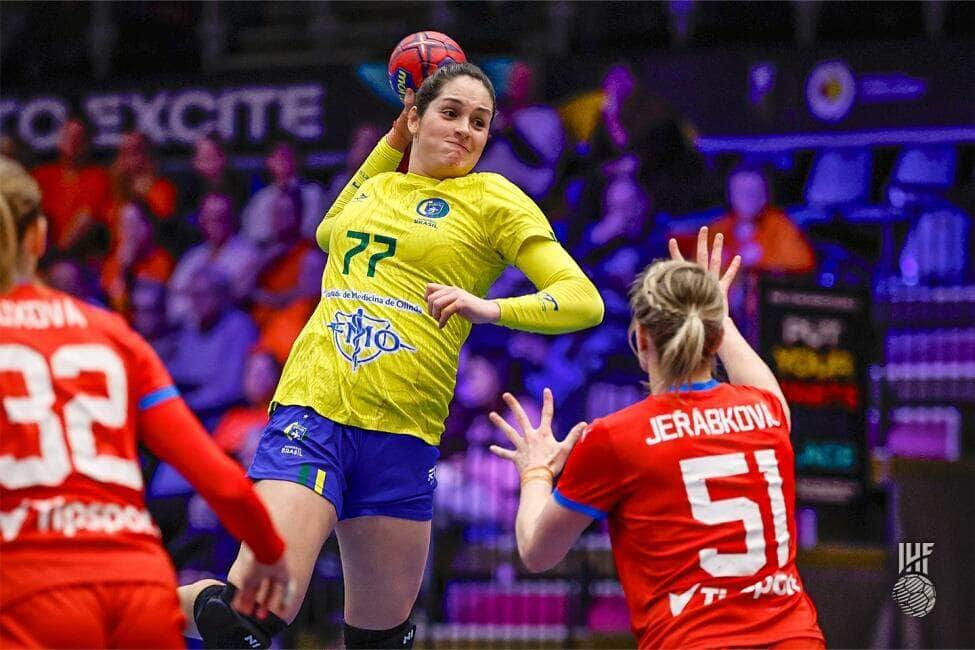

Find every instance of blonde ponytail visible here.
[0,190,16,293]
[628,260,725,391]
[0,157,42,293]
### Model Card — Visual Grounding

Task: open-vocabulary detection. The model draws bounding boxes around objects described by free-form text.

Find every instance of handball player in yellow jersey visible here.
[180,62,603,648]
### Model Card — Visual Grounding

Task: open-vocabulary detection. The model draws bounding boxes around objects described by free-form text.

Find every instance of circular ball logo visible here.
[416,198,450,219]
[892,573,936,617]
[806,60,856,123]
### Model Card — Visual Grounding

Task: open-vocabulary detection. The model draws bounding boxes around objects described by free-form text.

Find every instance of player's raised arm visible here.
[315,91,413,252]
[669,226,790,426]
[488,389,592,572]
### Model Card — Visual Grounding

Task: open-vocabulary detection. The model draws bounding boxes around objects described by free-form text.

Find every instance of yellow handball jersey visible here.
[273,164,559,445]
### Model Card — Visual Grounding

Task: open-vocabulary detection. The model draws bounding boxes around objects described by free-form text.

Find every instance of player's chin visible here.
[437,158,477,179]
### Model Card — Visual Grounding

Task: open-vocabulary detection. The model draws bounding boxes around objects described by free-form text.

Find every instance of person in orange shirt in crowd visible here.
[31,118,112,258]
[249,187,324,327]
[254,296,316,365]
[108,131,178,227]
[708,164,816,275]
[101,200,175,312]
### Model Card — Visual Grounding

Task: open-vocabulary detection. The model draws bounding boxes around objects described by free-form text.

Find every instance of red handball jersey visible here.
[555,379,824,649]
[0,284,283,607]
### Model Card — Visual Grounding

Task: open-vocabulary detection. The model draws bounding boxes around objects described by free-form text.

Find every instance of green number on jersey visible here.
[342,230,397,278]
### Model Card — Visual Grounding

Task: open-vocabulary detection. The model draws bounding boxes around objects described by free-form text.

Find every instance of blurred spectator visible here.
[167,192,260,326]
[167,267,258,429]
[558,64,634,147]
[455,353,503,413]
[323,124,385,208]
[129,277,177,364]
[212,349,281,468]
[180,133,248,214]
[476,61,566,201]
[101,200,175,312]
[250,187,325,326]
[241,140,326,244]
[581,158,653,258]
[566,64,721,230]
[43,257,105,307]
[898,206,971,286]
[109,131,178,223]
[598,64,637,151]
[31,118,111,259]
[707,164,816,274]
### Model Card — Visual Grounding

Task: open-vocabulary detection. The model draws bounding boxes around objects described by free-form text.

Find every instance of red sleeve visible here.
[139,398,285,563]
[125,330,285,564]
[553,420,626,519]
[119,317,176,406]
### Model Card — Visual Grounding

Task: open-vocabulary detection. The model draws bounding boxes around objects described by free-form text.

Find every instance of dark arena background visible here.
[1,1,973,648]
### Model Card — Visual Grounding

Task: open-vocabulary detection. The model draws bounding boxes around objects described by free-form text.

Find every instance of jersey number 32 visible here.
[0,343,141,491]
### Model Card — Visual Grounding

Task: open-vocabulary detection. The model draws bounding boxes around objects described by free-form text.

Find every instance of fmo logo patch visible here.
[328,307,416,370]
[416,198,450,219]
[892,542,936,617]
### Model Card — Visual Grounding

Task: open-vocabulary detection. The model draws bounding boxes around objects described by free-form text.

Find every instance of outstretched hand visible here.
[386,89,415,152]
[488,388,587,478]
[231,550,293,622]
[668,226,741,320]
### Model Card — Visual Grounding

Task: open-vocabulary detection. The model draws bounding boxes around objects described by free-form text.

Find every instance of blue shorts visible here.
[247,404,440,521]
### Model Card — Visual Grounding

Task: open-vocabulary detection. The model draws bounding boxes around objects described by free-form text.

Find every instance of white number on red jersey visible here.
[0,343,141,490]
[679,449,790,578]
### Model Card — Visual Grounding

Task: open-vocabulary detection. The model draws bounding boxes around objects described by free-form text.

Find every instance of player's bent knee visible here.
[344,618,416,649]
[193,583,288,649]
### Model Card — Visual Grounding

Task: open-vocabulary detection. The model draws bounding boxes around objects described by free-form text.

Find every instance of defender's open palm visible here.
[668,226,741,320]
[488,388,587,477]
[231,549,293,621]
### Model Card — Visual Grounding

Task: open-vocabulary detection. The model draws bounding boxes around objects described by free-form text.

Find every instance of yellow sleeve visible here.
[481,173,556,264]
[315,138,404,252]
[494,238,604,334]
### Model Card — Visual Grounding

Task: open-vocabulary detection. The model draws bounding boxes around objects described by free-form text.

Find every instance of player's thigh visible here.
[0,585,105,649]
[336,515,431,629]
[227,478,337,622]
[106,582,185,648]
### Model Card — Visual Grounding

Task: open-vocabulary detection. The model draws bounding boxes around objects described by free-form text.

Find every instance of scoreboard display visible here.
[758,279,872,505]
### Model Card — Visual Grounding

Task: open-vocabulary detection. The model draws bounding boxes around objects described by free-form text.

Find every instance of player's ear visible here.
[407,107,420,137]
[25,216,48,261]
[635,324,652,372]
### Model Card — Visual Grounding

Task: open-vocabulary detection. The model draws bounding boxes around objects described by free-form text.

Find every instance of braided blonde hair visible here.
[0,156,42,293]
[628,260,725,391]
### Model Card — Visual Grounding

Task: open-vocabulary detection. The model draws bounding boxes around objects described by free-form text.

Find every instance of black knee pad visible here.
[343,618,415,649]
[193,583,288,649]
